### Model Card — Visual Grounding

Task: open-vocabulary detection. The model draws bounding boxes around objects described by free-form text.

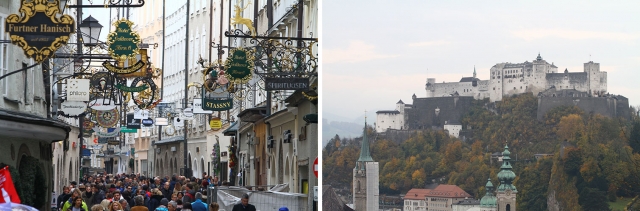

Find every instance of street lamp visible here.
[79,15,103,46]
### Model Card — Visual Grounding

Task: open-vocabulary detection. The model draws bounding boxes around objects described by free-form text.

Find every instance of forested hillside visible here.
[322,93,640,211]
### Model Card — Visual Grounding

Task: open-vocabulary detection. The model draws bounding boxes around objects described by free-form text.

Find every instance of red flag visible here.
[0,166,20,204]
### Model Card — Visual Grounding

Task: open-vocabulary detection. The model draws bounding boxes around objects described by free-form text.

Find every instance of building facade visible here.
[375,100,407,133]
[403,185,472,211]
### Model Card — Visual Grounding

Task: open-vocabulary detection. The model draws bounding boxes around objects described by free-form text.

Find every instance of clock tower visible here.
[353,114,379,211]
[496,145,517,211]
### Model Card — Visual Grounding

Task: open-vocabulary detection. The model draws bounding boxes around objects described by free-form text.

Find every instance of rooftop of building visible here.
[376,110,401,114]
[404,184,472,200]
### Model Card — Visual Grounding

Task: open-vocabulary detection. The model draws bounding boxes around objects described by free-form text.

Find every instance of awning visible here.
[0,108,71,142]
[237,106,266,123]
[223,121,238,136]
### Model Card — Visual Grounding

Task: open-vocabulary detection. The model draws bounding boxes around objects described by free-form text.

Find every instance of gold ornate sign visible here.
[5,0,75,63]
[106,18,141,61]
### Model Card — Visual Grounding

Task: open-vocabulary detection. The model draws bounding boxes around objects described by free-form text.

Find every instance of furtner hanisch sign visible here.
[5,0,75,63]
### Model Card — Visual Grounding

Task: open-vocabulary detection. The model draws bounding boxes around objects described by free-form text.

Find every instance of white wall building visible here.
[375,100,406,133]
[426,54,607,102]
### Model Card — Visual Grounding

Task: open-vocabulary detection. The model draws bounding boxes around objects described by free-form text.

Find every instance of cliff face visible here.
[547,154,582,211]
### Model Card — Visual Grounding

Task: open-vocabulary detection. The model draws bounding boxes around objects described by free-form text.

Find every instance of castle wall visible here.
[407,97,474,130]
[545,72,589,92]
[537,95,630,120]
[376,112,403,133]
[429,81,477,97]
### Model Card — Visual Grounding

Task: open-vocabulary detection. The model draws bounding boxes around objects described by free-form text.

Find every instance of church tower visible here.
[353,114,379,211]
[480,178,498,211]
[496,145,517,211]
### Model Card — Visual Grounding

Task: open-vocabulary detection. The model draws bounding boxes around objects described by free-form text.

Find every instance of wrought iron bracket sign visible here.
[225,47,255,84]
[107,18,141,61]
[66,0,146,8]
[265,78,309,91]
[5,0,75,63]
[102,60,146,74]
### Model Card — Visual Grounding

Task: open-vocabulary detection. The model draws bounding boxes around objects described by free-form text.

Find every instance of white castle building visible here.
[377,54,608,133]
[426,54,607,102]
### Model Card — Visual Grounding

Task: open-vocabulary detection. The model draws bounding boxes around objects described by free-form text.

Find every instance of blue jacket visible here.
[191,199,208,211]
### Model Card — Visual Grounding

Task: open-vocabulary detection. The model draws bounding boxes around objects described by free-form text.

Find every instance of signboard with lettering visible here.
[93,127,120,137]
[224,47,255,84]
[142,118,154,126]
[60,101,87,116]
[192,98,213,114]
[66,79,90,101]
[5,0,75,63]
[210,118,222,130]
[107,19,140,61]
[202,98,233,111]
[120,127,137,133]
[265,78,309,91]
[127,114,141,129]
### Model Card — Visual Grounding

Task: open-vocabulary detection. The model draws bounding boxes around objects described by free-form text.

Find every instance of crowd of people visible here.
[55,172,234,211]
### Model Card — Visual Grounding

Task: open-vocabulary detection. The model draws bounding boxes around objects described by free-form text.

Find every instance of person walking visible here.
[131,195,149,211]
[154,198,169,211]
[66,197,88,211]
[190,192,207,211]
[148,188,164,211]
[231,194,256,211]
[208,202,219,211]
[58,186,71,210]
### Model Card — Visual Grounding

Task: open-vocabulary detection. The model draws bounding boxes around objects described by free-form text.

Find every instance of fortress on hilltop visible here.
[425,53,607,102]
[376,54,629,134]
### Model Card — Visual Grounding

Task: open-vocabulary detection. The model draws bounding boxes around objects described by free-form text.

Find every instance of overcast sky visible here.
[323,1,640,121]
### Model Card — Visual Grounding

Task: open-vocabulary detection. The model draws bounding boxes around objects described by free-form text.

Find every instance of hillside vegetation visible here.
[322,93,640,211]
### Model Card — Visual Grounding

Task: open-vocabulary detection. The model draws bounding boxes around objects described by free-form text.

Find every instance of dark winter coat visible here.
[147,195,164,211]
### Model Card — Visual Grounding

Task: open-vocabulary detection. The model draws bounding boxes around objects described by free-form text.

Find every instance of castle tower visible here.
[426,78,436,97]
[353,114,379,211]
[496,145,517,211]
[480,178,498,211]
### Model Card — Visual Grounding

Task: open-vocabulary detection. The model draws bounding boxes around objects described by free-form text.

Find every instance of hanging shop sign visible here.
[265,78,309,91]
[142,118,154,126]
[202,98,233,111]
[95,108,119,128]
[224,47,255,84]
[107,18,141,61]
[127,114,141,129]
[82,117,95,137]
[91,72,114,92]
[93,127,120,137]
[131,77,160,109]
[60,101,87,116]
[88,98,116,110]
[120,127,137,133]
[5,0,75,63]
[210,118,222,130]
[66,79,91,101]
[155,118,168,126]
[107,139,120,145]
[202,86,231,99]
[192,98,213,114]
[103,60,146,74]
[134,109,150,119]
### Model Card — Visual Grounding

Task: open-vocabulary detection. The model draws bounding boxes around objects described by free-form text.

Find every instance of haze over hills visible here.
[322,112,369,147]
